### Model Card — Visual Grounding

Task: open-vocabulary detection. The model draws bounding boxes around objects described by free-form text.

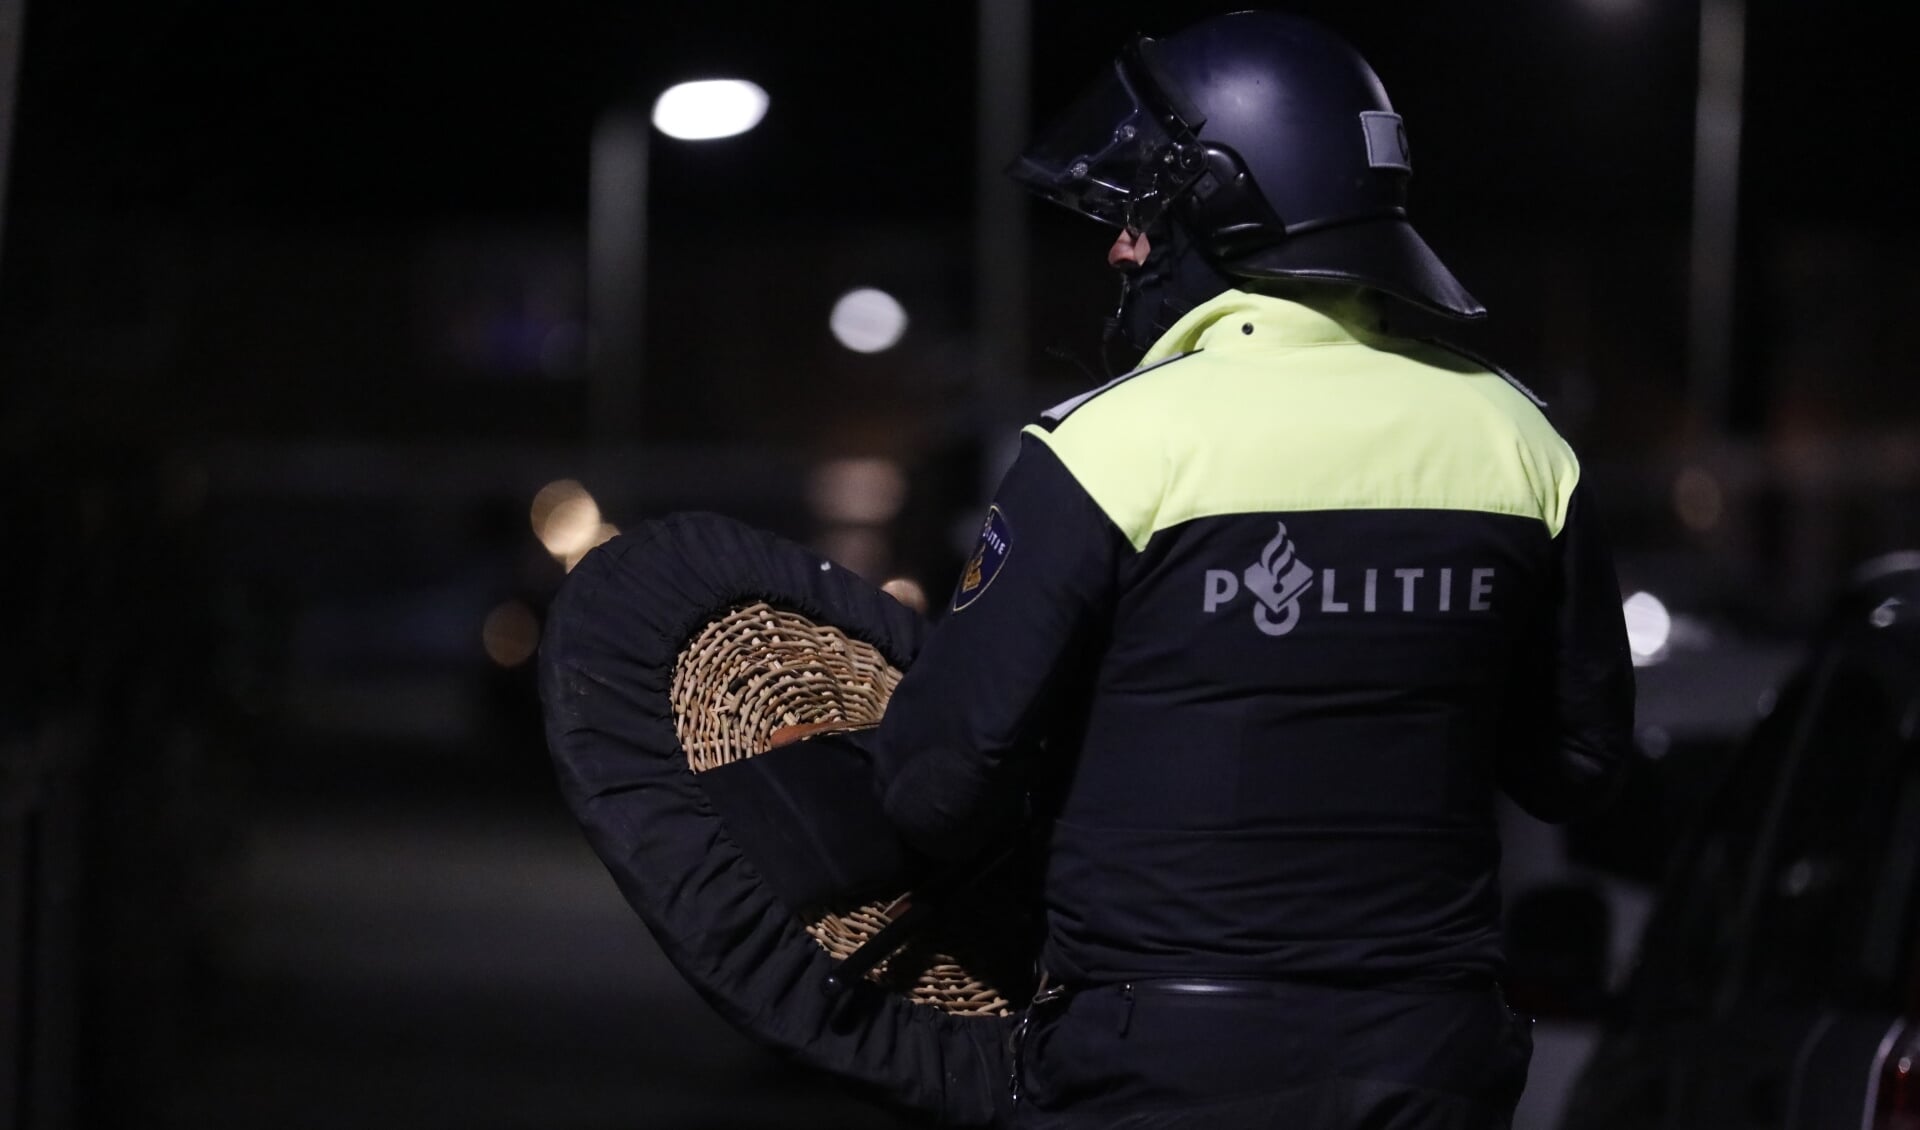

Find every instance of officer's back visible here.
[1027,285,1577,988]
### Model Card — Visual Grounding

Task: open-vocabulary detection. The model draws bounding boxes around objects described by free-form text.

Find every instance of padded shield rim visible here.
[538,512,1013,1127]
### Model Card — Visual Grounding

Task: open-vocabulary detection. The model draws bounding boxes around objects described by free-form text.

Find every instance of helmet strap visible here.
[1100,272,1136,378]
[1101,217,1239,374]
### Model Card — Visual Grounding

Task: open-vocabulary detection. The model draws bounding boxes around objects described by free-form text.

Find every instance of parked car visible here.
[1559,552,1920,1130]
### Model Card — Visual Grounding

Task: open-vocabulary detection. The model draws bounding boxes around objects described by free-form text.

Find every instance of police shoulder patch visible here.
[1032,350,1200,431]
[952,505,1012,611]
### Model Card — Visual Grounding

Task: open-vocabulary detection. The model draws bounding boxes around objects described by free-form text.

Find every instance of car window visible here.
[1860,718,1920,1001]
[1620,652,1920,1018]
[1620,675,1808,1019]
[1734,662,1906,1008]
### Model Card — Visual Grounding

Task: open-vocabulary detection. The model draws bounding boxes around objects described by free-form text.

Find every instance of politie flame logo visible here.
[1241,522,1315,636]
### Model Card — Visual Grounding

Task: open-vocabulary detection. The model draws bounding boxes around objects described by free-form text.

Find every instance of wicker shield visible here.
[539,512,1029,1127]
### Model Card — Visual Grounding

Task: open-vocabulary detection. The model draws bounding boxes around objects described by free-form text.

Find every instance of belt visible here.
[1127,978,1301,998]
[1101,973,1497,997]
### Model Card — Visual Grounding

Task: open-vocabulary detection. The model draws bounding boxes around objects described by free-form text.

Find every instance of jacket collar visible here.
[1138,287,1390,367]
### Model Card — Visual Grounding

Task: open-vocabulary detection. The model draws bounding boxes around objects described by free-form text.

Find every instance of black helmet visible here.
[1012,11,1482,359]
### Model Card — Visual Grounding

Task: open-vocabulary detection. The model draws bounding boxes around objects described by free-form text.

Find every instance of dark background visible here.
[1,1,1916,1127]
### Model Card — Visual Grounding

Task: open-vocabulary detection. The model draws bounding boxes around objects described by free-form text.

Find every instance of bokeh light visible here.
[1623,591,1673,665]
[828,288,909,353]
[815,527,889,579]
[482,600,541,668]
[564,524,620,573]
[530,480,619,570]
[880,577,929,614]
[1672,467,1724,532]
[807,458,907,525]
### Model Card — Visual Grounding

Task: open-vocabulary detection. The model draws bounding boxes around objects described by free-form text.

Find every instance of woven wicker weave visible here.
[671,602,1012,1017]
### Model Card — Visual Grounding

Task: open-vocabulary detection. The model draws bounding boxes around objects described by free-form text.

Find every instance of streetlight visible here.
[588,79,769,441]
[651,80,769,141]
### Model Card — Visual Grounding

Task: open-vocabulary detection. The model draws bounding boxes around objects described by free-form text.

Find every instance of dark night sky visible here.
[11,0,1895,231]
[5,0,1917,459]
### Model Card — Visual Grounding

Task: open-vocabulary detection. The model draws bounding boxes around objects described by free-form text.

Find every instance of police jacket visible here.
[873,288,1635,987]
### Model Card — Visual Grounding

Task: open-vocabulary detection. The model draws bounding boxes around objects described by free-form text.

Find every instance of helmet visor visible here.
[1008,38,1207,231]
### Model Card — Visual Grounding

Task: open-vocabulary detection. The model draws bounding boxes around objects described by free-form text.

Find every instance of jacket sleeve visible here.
[873,432,1126,860]
[1499,481,1637,823]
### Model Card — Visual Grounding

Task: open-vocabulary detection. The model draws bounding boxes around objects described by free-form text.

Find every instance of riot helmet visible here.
[1011,11,1483,364]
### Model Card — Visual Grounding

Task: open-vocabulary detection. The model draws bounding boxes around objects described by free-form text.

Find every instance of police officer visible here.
[872,12,1634,1128]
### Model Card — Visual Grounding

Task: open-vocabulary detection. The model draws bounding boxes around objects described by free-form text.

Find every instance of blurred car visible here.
[1558,551,1920,1130]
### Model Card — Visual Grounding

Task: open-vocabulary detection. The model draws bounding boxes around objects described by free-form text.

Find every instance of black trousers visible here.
[1009,980,1533,1130]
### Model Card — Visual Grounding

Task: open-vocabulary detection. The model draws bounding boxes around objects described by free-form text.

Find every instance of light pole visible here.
[974,0,1031,422]
[1687,0,1746,436]
[587,79,768,442]
[0,0,26,273]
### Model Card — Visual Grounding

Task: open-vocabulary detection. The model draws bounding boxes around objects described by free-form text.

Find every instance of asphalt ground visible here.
[159,791,922,1130]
